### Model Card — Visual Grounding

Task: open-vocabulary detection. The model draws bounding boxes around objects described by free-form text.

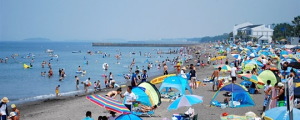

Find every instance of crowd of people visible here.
[0,97,20,120]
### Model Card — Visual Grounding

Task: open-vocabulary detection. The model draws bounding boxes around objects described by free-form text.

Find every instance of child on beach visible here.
[104,76,109,88]
[10,104,20,120]
[55,85,60,97]
[93,82,97,93]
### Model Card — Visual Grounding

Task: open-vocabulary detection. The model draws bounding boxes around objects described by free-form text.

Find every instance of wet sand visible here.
[19,44,265,120]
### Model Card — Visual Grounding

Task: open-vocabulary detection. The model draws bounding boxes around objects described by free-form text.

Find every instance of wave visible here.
[12,90,88,104]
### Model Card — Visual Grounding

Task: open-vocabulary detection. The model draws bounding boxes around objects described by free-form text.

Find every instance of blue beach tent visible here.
[210,83,255,108]
[159,76,193,95]
[131,87,152,106]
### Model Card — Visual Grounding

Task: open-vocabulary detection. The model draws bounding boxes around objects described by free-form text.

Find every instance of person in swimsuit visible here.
[105,88,122,99]
[211,67,221,91]
[10,104,20,120]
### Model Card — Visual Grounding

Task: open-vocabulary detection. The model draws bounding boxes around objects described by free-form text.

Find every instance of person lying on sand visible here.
[135,102,157,112]
[105,88,122,99]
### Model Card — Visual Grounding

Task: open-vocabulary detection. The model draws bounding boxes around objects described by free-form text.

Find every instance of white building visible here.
[233,22,274,44]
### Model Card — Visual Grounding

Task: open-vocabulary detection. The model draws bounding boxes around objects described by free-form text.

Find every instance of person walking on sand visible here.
[141,70,148,83]
[84,78,91,93]
[230,65,237,83]
[10,104,20,120]
[189,65,197,89]
[211,67,221,91]
[55,85,60,97]
[120,86,136,111]
[82,111,94,120]
[75,76,80,90]
[261,80,272,113]
[131,70,139,87]
[0,97,9,120]
[265,82,279,110]
[163,64,168,75]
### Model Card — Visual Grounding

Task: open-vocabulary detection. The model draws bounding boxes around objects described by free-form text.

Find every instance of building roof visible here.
[238,24,262,30]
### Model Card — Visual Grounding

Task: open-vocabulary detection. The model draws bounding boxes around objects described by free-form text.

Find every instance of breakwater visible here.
[92,43,197,47]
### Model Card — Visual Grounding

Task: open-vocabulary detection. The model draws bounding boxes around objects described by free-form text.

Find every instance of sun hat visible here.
[278,82,284,87]
[9,112,16,117]
[11,104,16,108]
[1,97,9,103]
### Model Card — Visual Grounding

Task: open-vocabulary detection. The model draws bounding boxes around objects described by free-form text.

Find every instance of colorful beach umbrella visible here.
[216,56,226,60]
[263,107,300,120]
[115,114,142,120]
[243,60,264,67]
[231,54,241,59]
[237,74,265,85]
[168,95,203,110]
[86,95,131,114]
[221,65,231,71]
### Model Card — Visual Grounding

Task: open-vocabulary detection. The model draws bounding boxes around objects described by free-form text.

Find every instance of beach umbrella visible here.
[258,70,281,87]
[216,56,226,60]
[86,95,130,114]
[210,57,217,61]
[231,54,241,59]
[263,107,300,120]
[115,114,142,120]
[237,74,265,85]
[221,65,231,71]
[243,60,264,67]
[168,95,203,110]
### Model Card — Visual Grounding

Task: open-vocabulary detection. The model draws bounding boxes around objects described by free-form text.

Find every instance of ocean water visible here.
[0,42,182,103]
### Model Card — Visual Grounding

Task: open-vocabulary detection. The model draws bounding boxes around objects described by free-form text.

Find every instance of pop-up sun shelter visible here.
[159,76,193,95]
[131,87,152,106]
[138,82,161,106]
[210,83,255,108]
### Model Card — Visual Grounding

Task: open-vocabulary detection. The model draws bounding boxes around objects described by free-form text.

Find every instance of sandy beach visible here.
[18,44,265,120]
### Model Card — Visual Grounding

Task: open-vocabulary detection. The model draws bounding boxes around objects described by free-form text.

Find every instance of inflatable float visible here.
[150,74,176,84]
[102,63,109,70]
[23,64,31,69]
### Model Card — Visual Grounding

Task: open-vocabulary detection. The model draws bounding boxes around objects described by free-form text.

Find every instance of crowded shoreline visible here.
[1,42,300,120]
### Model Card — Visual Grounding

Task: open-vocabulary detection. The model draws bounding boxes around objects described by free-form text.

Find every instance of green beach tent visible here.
[258,70,281,87]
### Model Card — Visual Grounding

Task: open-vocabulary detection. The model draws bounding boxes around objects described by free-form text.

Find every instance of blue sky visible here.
[1,0,299,41]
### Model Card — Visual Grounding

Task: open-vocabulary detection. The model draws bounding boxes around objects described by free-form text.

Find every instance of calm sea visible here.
[0,42,182,103]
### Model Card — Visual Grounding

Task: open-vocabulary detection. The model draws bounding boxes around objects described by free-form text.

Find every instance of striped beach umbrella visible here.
[238,74,265,85]
[221,65,231,71]
[86,95,131,114]
[168,95,203,110]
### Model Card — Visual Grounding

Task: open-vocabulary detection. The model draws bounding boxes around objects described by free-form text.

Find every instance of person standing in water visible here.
[78,66,82,71]
[75,76,80,90]
[55,85,60,97]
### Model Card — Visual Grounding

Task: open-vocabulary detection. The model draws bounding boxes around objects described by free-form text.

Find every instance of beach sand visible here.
[19,44,265,120]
